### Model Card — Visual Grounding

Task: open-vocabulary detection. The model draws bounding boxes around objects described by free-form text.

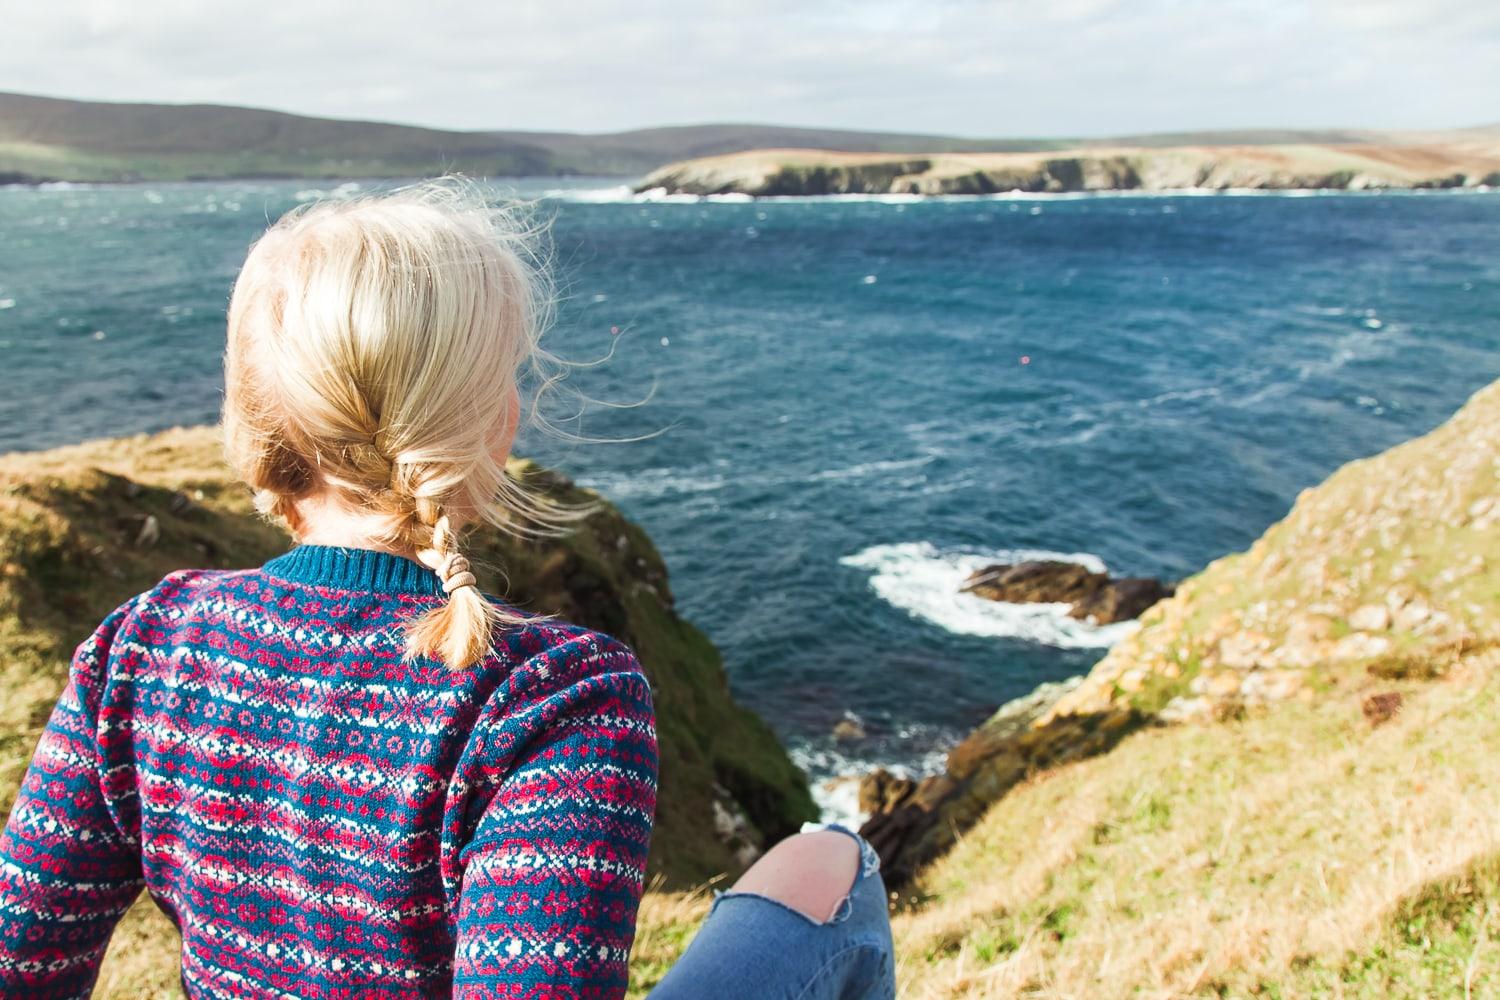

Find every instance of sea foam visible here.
[839,541,1138,649]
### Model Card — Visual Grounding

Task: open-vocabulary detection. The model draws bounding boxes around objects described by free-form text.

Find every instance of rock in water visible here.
[961,560,1173,624]
[1071,576,1176,624]
[963,560,1099,604]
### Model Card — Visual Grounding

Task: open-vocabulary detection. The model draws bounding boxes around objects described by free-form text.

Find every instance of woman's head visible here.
[223,175,567,668]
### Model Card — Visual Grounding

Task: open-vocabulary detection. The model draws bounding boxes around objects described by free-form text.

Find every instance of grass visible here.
[898,655,1499,997]
[1266,851,1500,999]
[1041,378,1500,724]
[625,656,1499,998]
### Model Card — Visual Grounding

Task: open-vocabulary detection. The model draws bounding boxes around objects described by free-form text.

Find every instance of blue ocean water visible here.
[2,179,1498,803]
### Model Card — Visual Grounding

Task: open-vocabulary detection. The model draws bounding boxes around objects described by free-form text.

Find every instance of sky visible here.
[1,0,1494,138]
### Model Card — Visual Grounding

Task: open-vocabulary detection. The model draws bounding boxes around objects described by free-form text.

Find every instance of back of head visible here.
[223,176,565,668]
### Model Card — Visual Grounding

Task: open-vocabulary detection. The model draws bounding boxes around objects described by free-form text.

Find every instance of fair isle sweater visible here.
[0,544,659,999]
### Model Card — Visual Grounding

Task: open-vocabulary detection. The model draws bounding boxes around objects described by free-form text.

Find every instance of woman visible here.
[0,176,895,998]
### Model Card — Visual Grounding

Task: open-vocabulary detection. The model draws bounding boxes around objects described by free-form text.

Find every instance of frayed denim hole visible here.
[714,888,850,927]
[805,821,882,880]
[827,891,855,925]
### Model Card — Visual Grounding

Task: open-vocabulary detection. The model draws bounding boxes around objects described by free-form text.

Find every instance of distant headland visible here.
[634,134,1500,197]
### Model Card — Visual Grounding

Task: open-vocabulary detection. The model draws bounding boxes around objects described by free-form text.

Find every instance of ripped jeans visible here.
[647,823,897,999]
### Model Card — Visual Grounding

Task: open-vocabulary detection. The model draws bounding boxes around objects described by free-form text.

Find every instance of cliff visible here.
[628,380,1500,998]
[859,377,1500,889]
[635,141,1500,196]
[0,425,816,991]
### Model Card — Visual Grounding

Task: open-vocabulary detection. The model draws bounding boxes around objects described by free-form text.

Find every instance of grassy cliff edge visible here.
[633,381,1500,997]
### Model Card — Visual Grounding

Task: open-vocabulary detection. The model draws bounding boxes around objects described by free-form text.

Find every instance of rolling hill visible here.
[2,89,1492,184]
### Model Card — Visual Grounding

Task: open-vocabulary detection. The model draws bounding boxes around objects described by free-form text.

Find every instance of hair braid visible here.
[221,174,589,672]
[402,511,500,667]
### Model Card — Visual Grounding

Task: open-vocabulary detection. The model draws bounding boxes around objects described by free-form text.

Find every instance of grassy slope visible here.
[0,91,1066,183]
[0,425,816,995]
[857,378,1499,888]
[1053,377,1500,722]
[7,400,1497,996]
[630,661,1499,997]
[628,382,1500,997]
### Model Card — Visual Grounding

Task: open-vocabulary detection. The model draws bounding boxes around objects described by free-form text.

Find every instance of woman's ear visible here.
[488,387,522,464]
[283,497,306,538]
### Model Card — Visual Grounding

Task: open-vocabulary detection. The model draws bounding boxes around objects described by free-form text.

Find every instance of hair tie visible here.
[416,514,478,595]
[438,554,478,594]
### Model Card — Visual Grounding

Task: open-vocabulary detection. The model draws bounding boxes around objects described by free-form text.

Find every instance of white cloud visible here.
[0,0,1493,136]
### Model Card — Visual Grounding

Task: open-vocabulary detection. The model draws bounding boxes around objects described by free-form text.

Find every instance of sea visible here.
[3,177,1498,818]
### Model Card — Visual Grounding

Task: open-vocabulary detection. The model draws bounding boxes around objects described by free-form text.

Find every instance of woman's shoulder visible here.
[465,615,657,772]
[137,565,255,605]
[495,614,647,690]
[83,566,245,632]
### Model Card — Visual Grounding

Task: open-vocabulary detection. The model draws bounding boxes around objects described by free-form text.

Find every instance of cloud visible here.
[0,0,1494,136]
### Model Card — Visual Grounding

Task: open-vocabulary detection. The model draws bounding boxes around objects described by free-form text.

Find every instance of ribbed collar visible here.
[261,543,446,597]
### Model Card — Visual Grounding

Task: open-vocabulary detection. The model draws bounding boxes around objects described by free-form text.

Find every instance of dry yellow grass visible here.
[901,657,1499,997]
[621,658,1499,999]
[14,403,1499,996]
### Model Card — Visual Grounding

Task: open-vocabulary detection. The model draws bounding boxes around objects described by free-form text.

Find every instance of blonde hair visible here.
[222,174,585,668]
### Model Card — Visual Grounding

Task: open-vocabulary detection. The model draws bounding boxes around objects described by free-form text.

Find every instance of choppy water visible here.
[3,178,1498,811]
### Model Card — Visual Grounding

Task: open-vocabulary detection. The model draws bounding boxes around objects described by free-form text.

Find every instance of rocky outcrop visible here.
[0,425,818,888]
[1045,378,1498,725]
[636,141,1500,196]
[963,560,1174,624]
[859,677,1141,887]
[862,377,1500,886]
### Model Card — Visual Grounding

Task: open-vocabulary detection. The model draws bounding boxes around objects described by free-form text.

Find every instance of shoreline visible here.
[9,176,1500,202]
[633,141,1500,198]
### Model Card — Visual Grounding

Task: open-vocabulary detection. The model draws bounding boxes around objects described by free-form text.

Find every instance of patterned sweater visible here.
[0,544,659,999]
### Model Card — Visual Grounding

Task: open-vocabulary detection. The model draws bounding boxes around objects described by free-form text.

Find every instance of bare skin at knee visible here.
[730,830,860,923]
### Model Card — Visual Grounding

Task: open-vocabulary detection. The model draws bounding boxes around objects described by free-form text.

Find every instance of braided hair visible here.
[222,175,588,667]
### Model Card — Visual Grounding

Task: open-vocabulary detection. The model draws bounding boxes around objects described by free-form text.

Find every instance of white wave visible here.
[293,181,362,202]
[839,541,1137,649]
[807,454,934,482]
[542,185,759,204]
[761,192,926,204]
[790,741,949,828]
[524,183,1500,206]
[576,470,725,500]
[542,184,634,202]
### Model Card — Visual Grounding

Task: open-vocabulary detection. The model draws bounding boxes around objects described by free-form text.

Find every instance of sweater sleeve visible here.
[0,596,145,998]
[451,634,659,1000]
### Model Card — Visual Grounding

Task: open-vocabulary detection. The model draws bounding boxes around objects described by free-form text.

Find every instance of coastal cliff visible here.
[0,425,816,991]
[635,140,1500,196]
[629,380,1500,997]
[860,377,1500,888]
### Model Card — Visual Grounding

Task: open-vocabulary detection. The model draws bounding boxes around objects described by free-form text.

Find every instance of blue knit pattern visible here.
[0,544,660,999]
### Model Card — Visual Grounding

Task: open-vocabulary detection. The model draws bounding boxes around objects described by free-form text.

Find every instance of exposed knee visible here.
[730,830,860,923]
